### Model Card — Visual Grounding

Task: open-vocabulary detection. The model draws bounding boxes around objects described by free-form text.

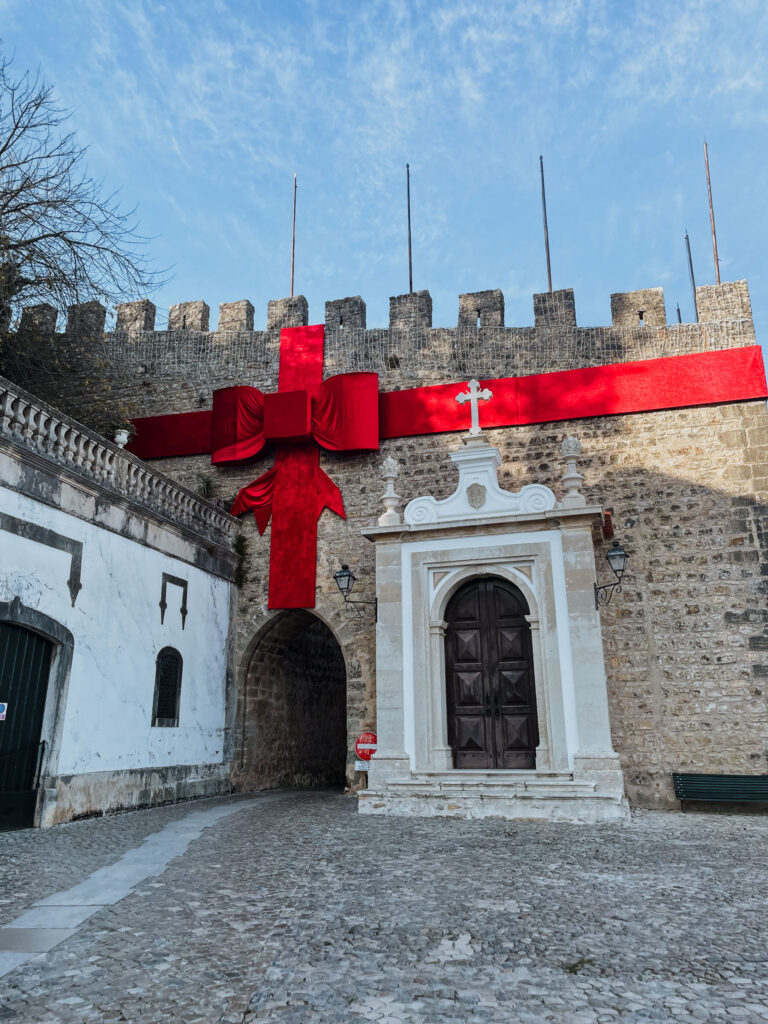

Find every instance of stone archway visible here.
[241,611,347,789]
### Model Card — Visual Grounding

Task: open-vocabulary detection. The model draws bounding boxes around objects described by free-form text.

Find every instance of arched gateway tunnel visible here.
[239,611,348,789]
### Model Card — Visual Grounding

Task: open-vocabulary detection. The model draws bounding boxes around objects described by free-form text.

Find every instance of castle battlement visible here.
[17,279,753,338]
[6,280,757,424]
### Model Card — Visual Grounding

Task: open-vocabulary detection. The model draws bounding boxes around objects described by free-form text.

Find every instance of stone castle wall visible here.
[4,279,766,807]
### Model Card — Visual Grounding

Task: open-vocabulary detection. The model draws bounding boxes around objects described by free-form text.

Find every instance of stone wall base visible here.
[358,771,630,824]
[37,762,232,827]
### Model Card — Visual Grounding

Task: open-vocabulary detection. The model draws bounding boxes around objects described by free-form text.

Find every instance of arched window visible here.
[152,647,183,727]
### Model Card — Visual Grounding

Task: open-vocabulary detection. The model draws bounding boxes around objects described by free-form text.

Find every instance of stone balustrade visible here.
[0,375,236,548]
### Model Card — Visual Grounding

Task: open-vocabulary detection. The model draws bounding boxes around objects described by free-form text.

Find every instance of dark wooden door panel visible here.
[0,623,52,829]
[454,628,482,664]
[445,578,538,771]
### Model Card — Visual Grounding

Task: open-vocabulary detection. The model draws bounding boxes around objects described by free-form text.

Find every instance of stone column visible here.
[428,619,453,770]
[526,614,552,772]
[366,534,411,785]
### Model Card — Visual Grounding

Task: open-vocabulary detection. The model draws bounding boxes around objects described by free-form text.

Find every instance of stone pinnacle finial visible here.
[378,456,402,526]
[560,436,586,508]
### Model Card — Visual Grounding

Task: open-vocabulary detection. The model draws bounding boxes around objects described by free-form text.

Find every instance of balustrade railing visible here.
[0,375,236,548]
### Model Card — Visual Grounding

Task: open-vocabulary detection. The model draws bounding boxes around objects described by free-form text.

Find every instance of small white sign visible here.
[354,759,369,772]
[0,703,7,721]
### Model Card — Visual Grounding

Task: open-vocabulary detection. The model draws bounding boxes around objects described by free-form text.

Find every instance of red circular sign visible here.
[355,732,377,761]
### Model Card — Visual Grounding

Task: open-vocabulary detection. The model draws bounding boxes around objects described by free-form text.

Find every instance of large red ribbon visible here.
[130,326,379,608]
[128,335,767,609]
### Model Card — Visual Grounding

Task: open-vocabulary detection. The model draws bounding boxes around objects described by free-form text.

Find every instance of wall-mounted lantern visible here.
[594,541,630,609]
[333,564,377,619]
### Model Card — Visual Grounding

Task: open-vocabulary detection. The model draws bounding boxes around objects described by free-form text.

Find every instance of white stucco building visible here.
[0,376,238,828]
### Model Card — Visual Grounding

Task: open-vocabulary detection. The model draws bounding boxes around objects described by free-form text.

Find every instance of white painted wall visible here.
[0,483,232,776]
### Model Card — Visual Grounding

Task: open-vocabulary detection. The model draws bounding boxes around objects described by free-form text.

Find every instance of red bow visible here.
[211,370,379,534]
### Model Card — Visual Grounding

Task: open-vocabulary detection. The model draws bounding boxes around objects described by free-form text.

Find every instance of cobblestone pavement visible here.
[1,793,767,1023]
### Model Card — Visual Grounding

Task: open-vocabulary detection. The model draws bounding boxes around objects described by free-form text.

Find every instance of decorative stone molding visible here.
[404,435,556,526]
[0,375,236,548]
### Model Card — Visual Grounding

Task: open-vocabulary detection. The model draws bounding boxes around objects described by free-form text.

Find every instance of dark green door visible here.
[0,623,52,829]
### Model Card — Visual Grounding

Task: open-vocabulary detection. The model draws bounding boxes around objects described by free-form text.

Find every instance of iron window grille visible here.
[152,647,183,727]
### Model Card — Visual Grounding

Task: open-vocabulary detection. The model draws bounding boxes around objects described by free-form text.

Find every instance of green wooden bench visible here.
[672,773,768,809]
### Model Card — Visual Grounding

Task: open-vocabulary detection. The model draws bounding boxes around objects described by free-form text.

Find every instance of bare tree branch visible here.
[0,52,165,328]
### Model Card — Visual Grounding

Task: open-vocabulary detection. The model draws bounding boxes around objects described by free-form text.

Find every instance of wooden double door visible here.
[0,623,52,829]
[445,578,539,770]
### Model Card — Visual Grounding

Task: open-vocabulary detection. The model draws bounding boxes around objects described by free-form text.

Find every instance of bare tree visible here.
[0,53,161,329]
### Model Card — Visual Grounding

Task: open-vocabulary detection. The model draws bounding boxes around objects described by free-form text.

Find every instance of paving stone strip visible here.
[0,792,291,980]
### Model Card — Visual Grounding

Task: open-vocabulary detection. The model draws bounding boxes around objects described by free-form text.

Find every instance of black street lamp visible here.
[333,564,377,619]
[594,541,630,609]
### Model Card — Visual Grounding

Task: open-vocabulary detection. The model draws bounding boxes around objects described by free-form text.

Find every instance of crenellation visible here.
[325,296,366,330]
[19,303,58,335]
[389,290,432,330]
[533,288,576,327]
[267,295,308,330]
[611,287,666,327]
[66,300,106,336]
[458,289,504,327]
[168,300,210,332]
[116,299,156,335]
[696,280,752,322]
[218,300,254,332]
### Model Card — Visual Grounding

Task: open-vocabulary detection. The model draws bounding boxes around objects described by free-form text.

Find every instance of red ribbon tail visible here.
[316,464,345,520]
[230,466,277,535]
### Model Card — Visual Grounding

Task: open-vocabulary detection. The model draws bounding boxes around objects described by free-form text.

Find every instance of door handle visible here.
[483,701,492,717]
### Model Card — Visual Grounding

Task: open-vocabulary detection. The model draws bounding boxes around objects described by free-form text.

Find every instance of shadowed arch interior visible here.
[242,611,347,788]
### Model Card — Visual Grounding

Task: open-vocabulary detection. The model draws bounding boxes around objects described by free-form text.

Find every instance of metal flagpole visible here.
[540,155,553,294]
[290,173,297,298]
[406,163,413,294]
[685,230,699,323]
[704,140,721,284]
[676,303,682,324]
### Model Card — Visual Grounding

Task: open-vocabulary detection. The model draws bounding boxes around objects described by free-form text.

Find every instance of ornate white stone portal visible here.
[360,432,629,823]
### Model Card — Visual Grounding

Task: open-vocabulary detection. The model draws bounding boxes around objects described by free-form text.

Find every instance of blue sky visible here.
[2,0,768,334]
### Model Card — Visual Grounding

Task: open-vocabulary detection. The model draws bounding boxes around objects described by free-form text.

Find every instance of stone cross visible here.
[455,379,493,436]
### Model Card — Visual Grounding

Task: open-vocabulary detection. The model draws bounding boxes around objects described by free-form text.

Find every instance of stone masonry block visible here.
[696,281,752,322]
[610,288,666,327]
[325,296,366,330]
[19,303,58,334]
[66,301,106,336]
[389,290,432,330]
[458,289,504,327]
[218,300,255,332]
[168,301,210,332]
[267,296,309,330]
[116,299,156,334]
[533,289,576,327]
